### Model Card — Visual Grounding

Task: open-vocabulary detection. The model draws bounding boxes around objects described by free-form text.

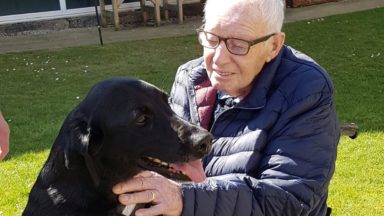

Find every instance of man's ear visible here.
[266,32,286,63]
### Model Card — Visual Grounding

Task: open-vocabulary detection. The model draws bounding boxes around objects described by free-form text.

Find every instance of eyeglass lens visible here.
[198,31,250,55]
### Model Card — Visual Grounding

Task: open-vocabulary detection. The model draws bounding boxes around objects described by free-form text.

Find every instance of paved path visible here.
[0,0,383,54]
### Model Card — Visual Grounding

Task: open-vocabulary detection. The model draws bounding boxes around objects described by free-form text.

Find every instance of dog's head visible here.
[64,77,212,188]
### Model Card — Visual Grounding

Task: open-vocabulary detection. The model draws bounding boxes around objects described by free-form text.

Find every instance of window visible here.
[0,0,60,16]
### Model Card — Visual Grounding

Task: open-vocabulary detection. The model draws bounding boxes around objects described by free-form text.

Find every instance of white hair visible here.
[203,0,285,33]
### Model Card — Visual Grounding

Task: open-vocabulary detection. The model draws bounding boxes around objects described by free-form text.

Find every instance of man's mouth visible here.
[139,156,206,182]
[214,70,233,76]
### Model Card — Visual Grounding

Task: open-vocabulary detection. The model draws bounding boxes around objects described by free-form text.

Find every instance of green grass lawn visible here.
[1,8,383,216]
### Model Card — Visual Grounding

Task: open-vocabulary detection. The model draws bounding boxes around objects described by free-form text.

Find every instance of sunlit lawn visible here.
[0,8,383,216]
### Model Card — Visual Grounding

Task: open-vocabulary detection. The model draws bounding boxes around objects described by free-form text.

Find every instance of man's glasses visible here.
[197,28,276,56]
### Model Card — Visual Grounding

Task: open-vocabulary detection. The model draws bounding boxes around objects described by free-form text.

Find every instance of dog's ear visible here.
[69,113,91,156]
[67,110,104,187]
[68,110,104,157]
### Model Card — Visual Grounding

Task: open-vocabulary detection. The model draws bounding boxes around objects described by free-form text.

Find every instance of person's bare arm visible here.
[0,112,10,160]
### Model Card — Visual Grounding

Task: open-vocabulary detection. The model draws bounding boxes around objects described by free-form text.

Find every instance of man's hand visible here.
[113,171,183,216]
[0,112,10,160]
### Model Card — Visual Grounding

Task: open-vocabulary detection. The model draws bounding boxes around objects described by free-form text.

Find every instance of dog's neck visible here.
[25,139,139,215]
[33,147,119,213]
[83,151,101,187]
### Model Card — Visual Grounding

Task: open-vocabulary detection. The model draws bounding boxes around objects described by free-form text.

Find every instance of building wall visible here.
[0,0,139,25]
[0,0,340,25]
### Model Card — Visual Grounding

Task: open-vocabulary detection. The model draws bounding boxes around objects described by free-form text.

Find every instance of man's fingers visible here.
[134,170,156,178]
[134,204,164,216]
[113,177,146,194]
[118,190,158,205]
[113,171,159,194]
[112,171,182,215]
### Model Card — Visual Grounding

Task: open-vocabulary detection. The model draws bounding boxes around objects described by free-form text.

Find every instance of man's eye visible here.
[230,40,248,48]
[206,34,218,41]
[228,40,248,52]
[206,38,218,45]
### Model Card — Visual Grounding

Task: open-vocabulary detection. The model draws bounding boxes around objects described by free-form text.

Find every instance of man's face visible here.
[203,3,273,98]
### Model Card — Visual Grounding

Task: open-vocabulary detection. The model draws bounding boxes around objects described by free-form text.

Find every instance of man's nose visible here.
[212,41,231,63]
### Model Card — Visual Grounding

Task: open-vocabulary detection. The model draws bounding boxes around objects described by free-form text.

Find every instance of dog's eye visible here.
[136,115,148,127]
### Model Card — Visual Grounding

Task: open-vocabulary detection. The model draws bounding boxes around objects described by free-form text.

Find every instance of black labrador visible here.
[22,77,212,216]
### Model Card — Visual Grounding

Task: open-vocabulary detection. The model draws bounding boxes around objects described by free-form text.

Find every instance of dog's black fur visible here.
[22,77,212,216]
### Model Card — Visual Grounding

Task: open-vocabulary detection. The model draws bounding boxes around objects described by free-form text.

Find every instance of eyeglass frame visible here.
[196,27,277,56]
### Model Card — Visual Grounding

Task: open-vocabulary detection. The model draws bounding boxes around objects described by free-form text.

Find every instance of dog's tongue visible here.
[171,160,206,182]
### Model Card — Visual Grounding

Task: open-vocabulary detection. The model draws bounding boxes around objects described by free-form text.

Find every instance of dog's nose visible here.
[193,133,212,155]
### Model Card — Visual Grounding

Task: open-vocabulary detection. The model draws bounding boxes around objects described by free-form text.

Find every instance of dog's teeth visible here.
[161,162,168,166]
[144,156,172,168]
[153,158,162,163]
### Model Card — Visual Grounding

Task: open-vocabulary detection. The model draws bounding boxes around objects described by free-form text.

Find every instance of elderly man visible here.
[113,0,339,215]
